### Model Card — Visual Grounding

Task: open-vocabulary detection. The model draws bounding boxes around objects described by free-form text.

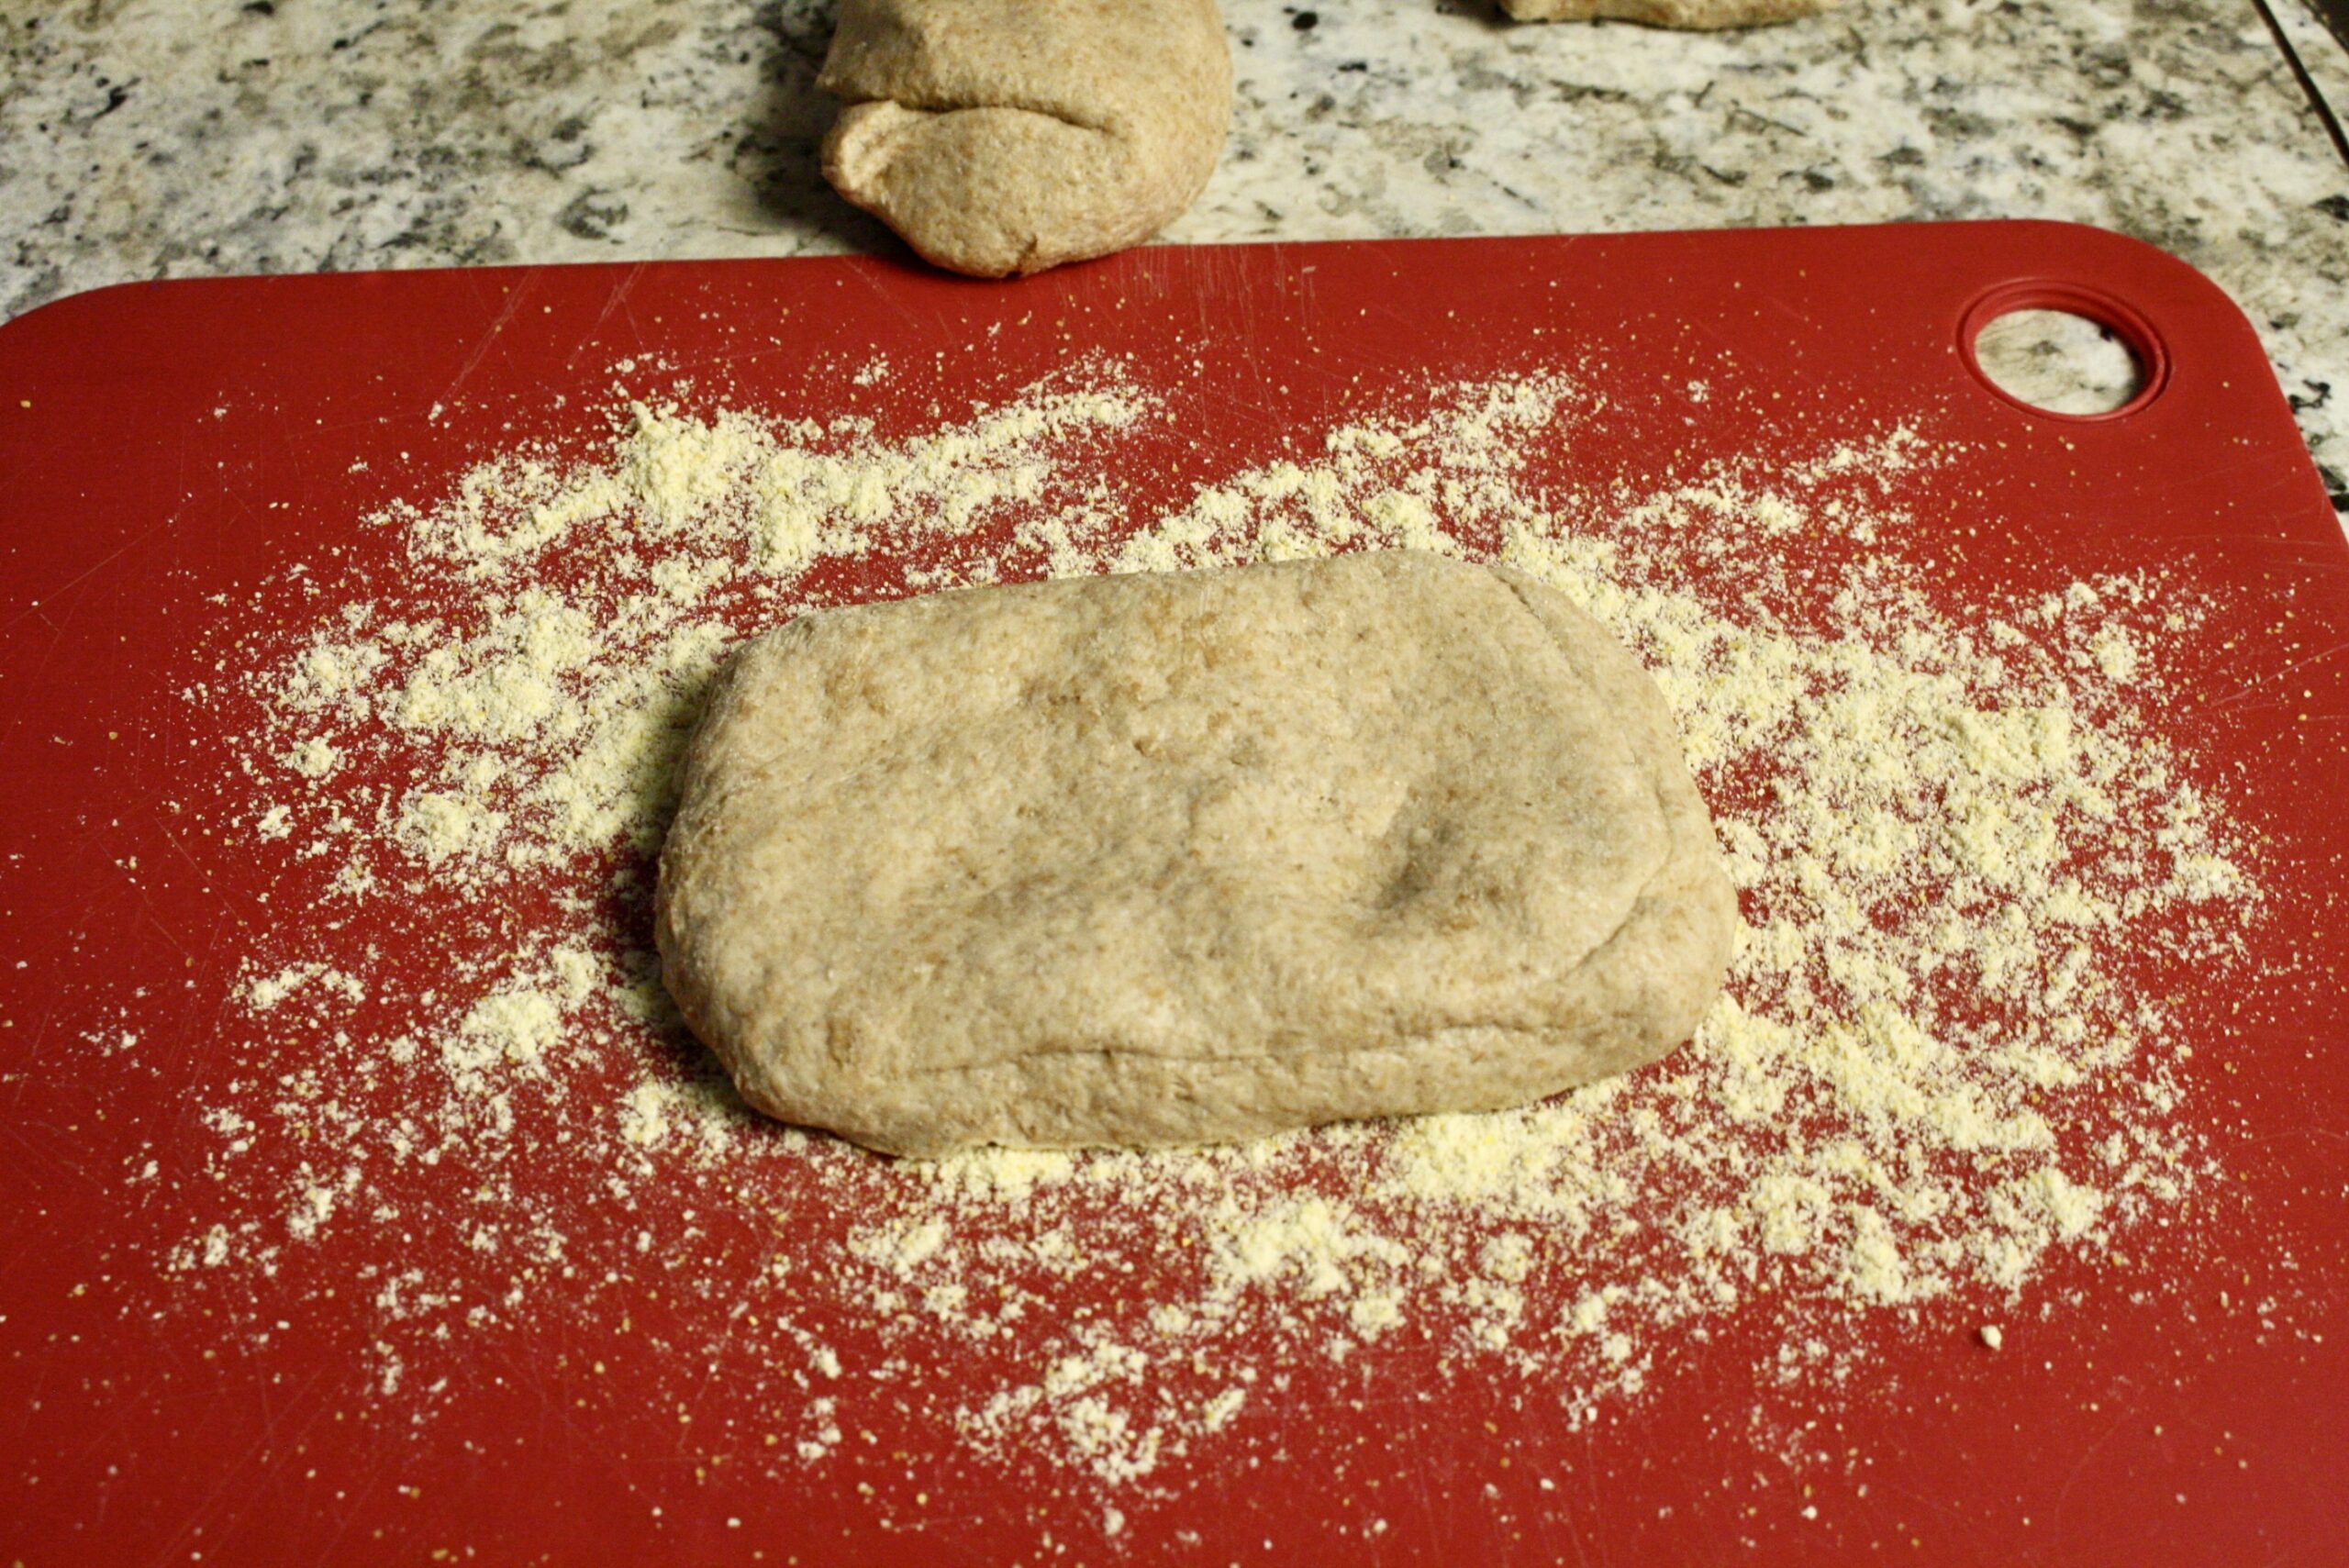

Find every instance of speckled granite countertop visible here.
[3,0,2344,497]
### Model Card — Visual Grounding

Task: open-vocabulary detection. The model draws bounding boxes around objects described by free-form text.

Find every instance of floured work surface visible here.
[2,228,2343,1566]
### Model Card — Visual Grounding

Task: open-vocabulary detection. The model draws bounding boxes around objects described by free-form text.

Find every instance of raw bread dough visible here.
[655,552,1737,1157]
[817,0,1230,278]
[1499,0,1833,25]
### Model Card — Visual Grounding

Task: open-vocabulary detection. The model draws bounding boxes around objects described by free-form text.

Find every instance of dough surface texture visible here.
[817,0,1230,277]
[655,552,1736,1157]
[1498,0,1833,26]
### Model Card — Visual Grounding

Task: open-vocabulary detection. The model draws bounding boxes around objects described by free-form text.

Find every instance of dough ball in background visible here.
[813,0,1837,277]
[817,0,1232,277]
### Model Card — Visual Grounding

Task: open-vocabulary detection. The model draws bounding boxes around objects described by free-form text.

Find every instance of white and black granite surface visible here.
[3,0,2344,497]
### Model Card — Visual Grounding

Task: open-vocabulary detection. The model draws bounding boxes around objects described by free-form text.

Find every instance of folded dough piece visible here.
[1500,0,1834,25]
[655,553,1738,1158]
[817,0,1231,277]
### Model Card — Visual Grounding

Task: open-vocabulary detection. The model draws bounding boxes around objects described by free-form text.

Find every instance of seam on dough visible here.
[882,887,1684,1080]
[879,1023,1552,1079]
[1489,576,1735,1040]
[836,91,1115,139]
[1494,573,1730,898]
[1493,571,1685,961]
[873,845,1715,1085]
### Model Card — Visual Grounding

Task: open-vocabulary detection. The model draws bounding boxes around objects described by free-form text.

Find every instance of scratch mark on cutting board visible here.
[2202,657,2343,714]
[843,261,921,331]
[2045,1388,2146,1549]
[440,279,537,406]
[0,511,183,642]
[2247,637,2349,695]
[137,1360,347,1568]
[567,263,649,371]
[0,1118,102,1195]
[1763,292,1819,331]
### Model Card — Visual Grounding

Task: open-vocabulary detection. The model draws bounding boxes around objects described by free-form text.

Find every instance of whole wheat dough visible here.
[1499,0,1834,26]
[817,0,1230,277]
[655,552,1737,1158]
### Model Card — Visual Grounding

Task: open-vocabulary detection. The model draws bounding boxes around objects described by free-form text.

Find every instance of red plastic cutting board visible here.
[2,222,2343,1565]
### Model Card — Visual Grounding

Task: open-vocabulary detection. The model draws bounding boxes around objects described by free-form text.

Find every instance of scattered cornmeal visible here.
[172,365,2259,1487]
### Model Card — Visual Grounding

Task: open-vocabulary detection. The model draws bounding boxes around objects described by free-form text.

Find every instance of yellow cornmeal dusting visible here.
[186,365,2254,1489]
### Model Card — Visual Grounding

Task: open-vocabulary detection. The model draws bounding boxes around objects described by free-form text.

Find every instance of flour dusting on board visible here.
[166,363,2256,1499]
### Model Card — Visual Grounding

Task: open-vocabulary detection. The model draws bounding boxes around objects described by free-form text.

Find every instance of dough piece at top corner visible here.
[1499,0,1837,27]
[654,551,1739,1158]
[817,0,1232,278]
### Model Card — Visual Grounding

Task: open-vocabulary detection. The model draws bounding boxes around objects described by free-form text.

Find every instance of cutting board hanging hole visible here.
[1958,280,2169,422]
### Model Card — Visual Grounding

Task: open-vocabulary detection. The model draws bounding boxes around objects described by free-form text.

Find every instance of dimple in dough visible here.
[655,551,1738,1158]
